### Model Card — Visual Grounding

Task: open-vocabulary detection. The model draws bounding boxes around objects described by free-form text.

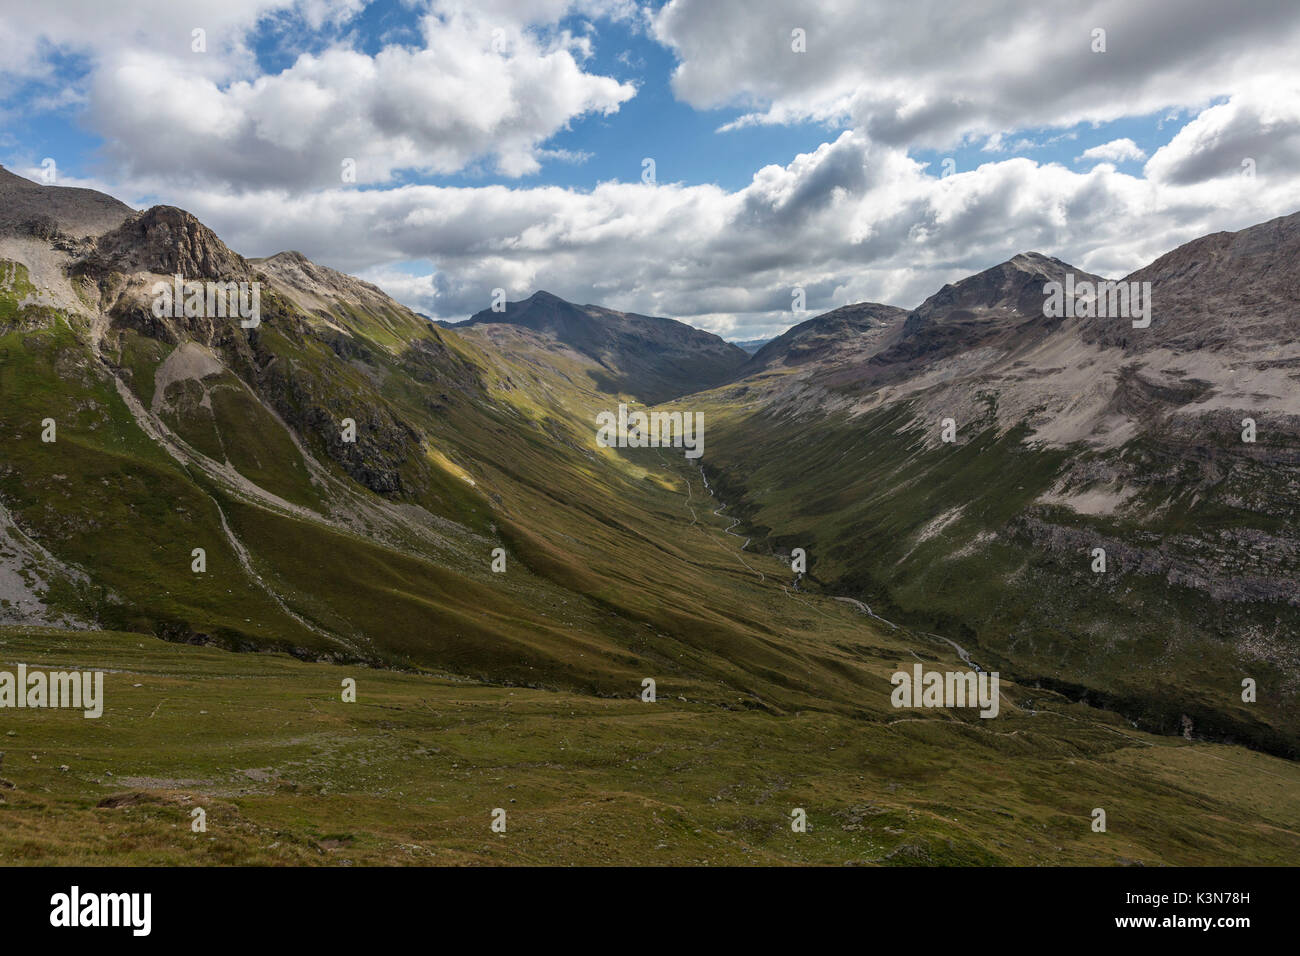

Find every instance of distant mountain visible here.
[738,253,1096,383]
[842,253,1103,391]
[745,301,908,372]
[731,337,772,355]
[458,289,748,403]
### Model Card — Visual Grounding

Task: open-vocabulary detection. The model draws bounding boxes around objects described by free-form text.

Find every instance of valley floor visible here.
[1,625,1297,866]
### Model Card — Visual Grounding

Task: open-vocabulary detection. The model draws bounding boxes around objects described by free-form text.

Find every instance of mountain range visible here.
[2,163,1298,865]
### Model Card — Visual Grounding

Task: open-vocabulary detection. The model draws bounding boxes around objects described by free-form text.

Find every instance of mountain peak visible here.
[79,204,250,280]
[263,250,311,265]
[255,247,397,308]
[913,251,1094,321]
[1006,251,1065,274]
[460,288,746,402]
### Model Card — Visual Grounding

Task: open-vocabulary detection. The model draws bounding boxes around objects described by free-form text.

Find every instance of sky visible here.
[3,0,1300,341]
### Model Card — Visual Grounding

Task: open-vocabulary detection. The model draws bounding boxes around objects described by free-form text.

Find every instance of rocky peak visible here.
[258,250,380,295]
[909,252,1088,324]
[80,205,251,281]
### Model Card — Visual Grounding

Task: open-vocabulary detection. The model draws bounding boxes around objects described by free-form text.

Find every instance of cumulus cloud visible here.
[90,22,633,187]
[1078,138,1147,164]
[0,0,325,81]
[654,0,1300,149]
[109,125,1297,339]
[1145,85,1300,185]
[4,1,636,187]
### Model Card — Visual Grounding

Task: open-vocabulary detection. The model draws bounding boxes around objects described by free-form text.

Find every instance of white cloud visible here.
[7,0,1300,341]
[1145,85,1300,185]
[654,0,1300,149]
[111,120,1299,339]
[1078,138,1147,164]
[4,1,636,187]
[0,0,312,80]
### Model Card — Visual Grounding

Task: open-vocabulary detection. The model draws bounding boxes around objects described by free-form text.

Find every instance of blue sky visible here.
[8,3,1170,192]
[7,3,856,193]
[2,0,1298,339]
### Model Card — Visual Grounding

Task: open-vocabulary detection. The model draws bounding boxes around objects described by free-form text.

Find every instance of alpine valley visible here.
[1,164,1298,865]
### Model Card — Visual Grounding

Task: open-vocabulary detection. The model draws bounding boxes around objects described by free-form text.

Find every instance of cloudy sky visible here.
[3,0,1300,340]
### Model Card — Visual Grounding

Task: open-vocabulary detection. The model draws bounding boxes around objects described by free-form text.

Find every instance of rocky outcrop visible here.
[78,205,252,281]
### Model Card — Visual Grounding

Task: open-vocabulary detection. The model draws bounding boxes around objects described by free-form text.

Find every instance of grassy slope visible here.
[686,375,1299,754]
[4,259,945,711]
[0,301,322,651]
[3,626,1299,866]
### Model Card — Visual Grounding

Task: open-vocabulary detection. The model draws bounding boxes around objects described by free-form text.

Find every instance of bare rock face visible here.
[1081,210,1300,354]
[80,205,252,281]
[0,165,134,240]
[255,250,390,305]
[864,253,1105,384]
